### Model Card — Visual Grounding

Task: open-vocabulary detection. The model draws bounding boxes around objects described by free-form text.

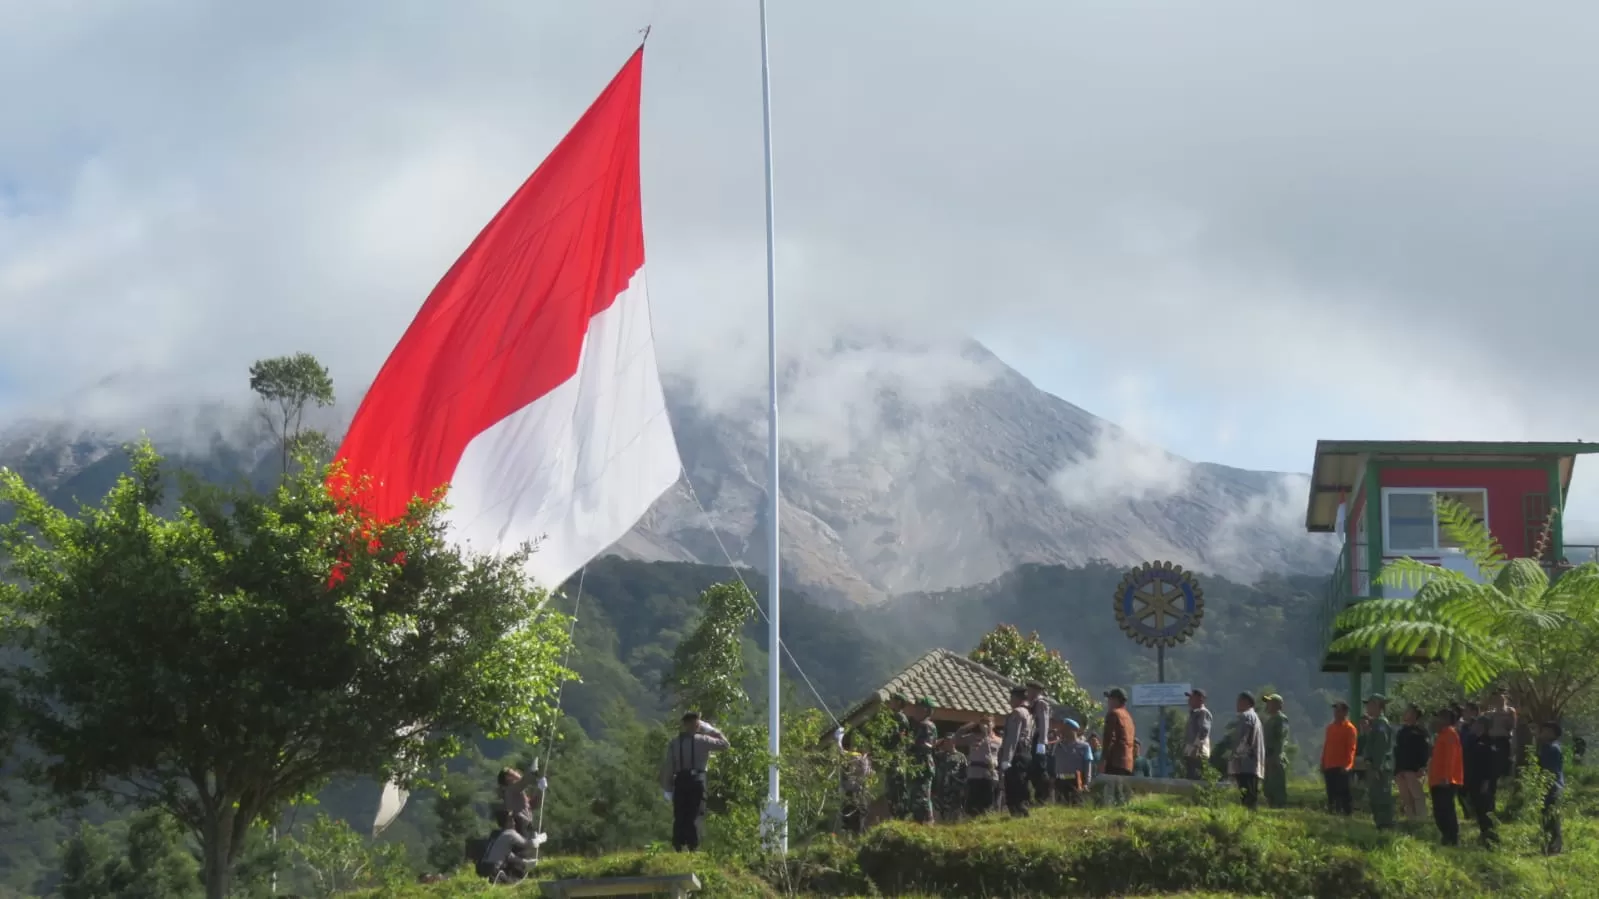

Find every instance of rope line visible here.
[679,473,839,726]
[531,562,587,862]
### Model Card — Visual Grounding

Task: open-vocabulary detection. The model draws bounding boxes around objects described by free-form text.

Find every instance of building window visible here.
[1381,488,1488,555]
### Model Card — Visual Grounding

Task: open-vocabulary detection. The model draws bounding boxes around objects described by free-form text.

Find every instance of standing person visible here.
[1025,681,1053,804]
[1053,718,1093,806]
[998,686,1035,817]
[933,737,968,824]
[1133,740,1152,777]
[905,697,940,824]
[1456,703,1478,819]
[1488,687,1518,784]
[835,729,873,837]
[1428,708,1463,846]
[1321,701,1358,816]
[1394,704,1431,823]
[1230,692,1266,811]
[884,693,912,819]
[1462,716,1499,846]
[954,717,1002,817]
[1537,721,1564,856]
[660,712,730,852]
[1102,688,1136,775]
[1362,694,1396,830]
[1183,689,1213,780]
[1086,732,1102,779]
[1262,693,1290,809]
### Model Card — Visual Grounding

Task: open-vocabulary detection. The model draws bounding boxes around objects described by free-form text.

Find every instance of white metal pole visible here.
[758,0,787,854]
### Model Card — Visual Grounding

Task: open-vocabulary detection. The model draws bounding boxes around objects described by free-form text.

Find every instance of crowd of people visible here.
[1318,689,1568,854]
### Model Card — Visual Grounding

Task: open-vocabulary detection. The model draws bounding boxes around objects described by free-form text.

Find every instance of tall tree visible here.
[969,624,1099,720]
[1333,497,1599,724]
[248,353,335,475]
[0,443,571,899]
[665,582,757,722]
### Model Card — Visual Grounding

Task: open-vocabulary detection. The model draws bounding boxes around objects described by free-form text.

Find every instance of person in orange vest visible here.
[1428,708,1464,846]
[1321,700,1359,815]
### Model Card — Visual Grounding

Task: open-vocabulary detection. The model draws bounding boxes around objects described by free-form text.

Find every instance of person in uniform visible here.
[1052,718,1092,805]
[884,692,912,819]
[1229,692,1265,811]
[1462,715,1499,846]
[1361,694,1396,830]
[1393,704,1431,822]
[1024,681,1052,804]
[998,686,1035,816]
[953,716,1002,816]
[659,712,730,852]
[932,736,968,823]
[1183,689,1213,780]
[835,728,872,836]
[904,696,939,823]
[1262,693,1290,809]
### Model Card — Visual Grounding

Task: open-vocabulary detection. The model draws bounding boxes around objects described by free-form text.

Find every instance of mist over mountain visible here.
[0,338,1337,604]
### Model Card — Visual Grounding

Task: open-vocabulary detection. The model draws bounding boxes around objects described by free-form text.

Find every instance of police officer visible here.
[660,712,730,851]
[1361,693,1396,829]
[998,686,1035,816]
[1024,681,1052,804]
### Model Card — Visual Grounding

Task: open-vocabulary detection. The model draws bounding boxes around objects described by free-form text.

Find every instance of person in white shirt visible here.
[659,712,730,852]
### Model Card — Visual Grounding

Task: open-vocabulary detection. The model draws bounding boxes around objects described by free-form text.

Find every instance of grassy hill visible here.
[358,770,1599,898]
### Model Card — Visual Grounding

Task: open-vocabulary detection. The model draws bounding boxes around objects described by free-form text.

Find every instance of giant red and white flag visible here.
[335,47,680,591]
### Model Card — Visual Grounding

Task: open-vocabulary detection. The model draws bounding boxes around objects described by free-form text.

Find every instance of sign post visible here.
[1114,562,1205,779]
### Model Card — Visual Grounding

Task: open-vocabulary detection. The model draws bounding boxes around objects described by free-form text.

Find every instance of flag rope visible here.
[530,561,587,863]
[679,474,839,726]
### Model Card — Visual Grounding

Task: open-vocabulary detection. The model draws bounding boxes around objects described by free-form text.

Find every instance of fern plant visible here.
[1331,497,1599,724]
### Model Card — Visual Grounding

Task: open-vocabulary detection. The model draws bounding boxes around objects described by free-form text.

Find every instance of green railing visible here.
[1319,543,1370,661]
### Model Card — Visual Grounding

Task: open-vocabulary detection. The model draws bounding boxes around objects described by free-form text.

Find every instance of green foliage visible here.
[427,773,481,875]
[56,823,119,899]
[54,810,201,899]
[666,582,758,721]
[1333,496,1599,723]
[248,352,336,474]
[0,441,571,899]
[969,624,1098,719]
[292,813,412,897]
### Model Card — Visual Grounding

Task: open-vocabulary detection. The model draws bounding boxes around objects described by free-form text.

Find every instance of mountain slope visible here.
[0,340,1336,603]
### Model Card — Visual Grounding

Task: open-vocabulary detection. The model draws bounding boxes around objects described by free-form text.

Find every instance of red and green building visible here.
[1305,440,1599,705]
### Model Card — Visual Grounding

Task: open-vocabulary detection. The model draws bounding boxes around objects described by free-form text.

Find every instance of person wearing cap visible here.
[660,712,730,852]
[1262,693,1290,809]
[1361,694,1396,829]
[1537,720,1564,855]
[884,692,912,819]
[1229,692,1266,811]
[998,686,1035,816]
[1052,718,1093,805]
[1024,681,1053,804]
[1321,700,1358,815]
[1101,687,1136,778]
[904,697,940,823]
[1183,689,1213,781]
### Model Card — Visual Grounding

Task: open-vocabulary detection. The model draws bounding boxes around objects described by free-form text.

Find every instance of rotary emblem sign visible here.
[1114,561,1204,648]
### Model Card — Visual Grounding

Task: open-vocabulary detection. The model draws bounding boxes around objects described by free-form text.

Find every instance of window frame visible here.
[1380,487,1489,556]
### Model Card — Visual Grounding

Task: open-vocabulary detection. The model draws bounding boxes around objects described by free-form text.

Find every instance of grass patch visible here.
[365,774,1599,897]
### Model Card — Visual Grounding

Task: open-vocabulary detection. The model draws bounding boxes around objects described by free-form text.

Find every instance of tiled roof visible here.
[842,648,1052,725]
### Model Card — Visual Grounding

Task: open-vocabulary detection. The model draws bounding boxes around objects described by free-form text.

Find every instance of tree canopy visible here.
[0,436,571,899]
[969,624,1098,720]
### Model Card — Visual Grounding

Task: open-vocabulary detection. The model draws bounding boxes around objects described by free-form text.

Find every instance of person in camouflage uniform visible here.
[884,693,912,818]
[905,697,939,823]
[932,737,968,823]
[1263,693,1290,808]
[1362,693,1396,829]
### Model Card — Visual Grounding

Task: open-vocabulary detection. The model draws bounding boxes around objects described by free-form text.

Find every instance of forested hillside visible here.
[0,551,1336,896]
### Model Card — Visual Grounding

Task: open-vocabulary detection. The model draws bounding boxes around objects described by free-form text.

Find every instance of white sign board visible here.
[1131,683,1190,707]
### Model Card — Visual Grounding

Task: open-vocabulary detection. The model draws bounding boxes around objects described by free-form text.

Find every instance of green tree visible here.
[292,813,409,898]
[1333,497,1599,725]
[116,809,202,899]
[969,624,1099,720]
[0,443,572,899]
[665,582,758,721]
[57,822,119,899]
[427,772,482,874]
[248,352,335,475]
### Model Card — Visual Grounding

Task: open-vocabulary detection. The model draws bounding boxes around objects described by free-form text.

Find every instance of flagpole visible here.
[758,0,787,854]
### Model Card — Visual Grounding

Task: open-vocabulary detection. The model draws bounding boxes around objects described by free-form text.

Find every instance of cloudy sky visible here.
[5,1,1599,522]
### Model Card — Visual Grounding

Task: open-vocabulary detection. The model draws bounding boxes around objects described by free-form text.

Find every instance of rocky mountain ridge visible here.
[0,340,1338,605]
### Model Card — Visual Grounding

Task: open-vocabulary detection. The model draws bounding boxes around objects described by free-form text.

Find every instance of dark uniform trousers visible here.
[1002,761,1030,817]
[966,776,997,816]
[1430,786,1460,846]
[1323,768,1353,815]
[671,770,706,852]
[1029,752,1053,804]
